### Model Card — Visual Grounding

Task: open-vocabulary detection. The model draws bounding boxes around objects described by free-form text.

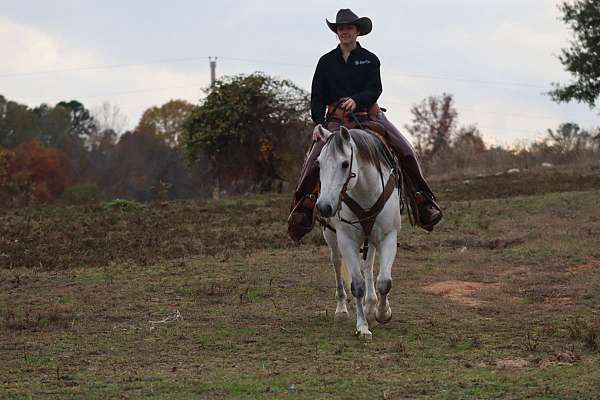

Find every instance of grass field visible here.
[1,170,600,399]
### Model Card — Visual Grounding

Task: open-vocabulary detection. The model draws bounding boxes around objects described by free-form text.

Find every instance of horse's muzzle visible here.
[316,201,334,218]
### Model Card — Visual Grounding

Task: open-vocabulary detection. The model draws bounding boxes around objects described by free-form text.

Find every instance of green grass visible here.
[1,171,600,398]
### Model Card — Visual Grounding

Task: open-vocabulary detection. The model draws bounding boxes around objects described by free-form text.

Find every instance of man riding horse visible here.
[288,9,442,241]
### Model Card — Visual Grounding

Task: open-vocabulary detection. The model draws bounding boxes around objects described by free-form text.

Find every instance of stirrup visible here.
[287,193,318,242]
[414,192,442,231]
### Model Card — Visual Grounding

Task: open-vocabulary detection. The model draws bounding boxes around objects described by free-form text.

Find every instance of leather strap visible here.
[341,172,397,236]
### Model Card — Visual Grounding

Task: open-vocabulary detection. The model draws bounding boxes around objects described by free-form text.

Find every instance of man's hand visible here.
[312,124,322,141]
[341,98,357,112]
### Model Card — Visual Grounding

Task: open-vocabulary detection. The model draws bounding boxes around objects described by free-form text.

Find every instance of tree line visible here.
[405,93,600,177]
[0,73,311,207]
[1,0,598,207]
[2,81,597,208]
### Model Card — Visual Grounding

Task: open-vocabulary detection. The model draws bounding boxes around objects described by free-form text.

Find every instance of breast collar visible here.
[320,132,399,261]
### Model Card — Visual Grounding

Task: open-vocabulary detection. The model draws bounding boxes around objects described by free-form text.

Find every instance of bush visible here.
[103,198,144,211]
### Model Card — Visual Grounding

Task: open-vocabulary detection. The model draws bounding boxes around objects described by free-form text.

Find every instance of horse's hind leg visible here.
[323,228,348,320]
[376,231,398,324]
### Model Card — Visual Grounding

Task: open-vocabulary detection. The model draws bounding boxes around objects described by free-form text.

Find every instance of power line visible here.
[3,55,596,136]
[382,100,594,123]
[17,83,206,104]
[11,75,596,128]
[220,57,313,69]
[385,72,549,89]
[220,57,551,89]
[1,54,553,90]
[0,56,210,78]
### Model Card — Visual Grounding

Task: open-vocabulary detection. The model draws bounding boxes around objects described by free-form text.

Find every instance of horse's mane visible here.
[328,129,395,170]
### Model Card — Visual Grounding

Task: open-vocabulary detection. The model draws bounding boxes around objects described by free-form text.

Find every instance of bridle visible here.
[318,129,399,260]
[322,132,357,217]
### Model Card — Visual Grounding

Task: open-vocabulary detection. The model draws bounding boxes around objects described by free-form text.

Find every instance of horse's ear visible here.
[317,125,332,142]
[340,126,351,142]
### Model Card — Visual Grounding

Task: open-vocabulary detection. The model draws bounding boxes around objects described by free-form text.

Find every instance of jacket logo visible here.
[354,60,371,65]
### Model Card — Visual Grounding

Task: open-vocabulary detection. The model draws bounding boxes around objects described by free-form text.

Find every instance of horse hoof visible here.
[355,330,373,340]
[334,311,349,323]
[355,326,372,340]
[376,309,392,324]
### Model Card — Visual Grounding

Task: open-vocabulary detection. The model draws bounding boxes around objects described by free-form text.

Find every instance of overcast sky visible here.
[1,0,599,146]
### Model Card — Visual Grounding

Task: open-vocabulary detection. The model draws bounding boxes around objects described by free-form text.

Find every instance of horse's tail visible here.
[341,258,352,295]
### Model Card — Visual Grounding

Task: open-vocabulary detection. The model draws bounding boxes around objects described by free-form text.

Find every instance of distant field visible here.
[1,171,600,399]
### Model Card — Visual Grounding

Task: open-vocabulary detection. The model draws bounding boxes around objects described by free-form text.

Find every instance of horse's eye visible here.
[341,160,349,169]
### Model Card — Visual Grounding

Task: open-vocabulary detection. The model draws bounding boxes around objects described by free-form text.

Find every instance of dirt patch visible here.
[443,237,525,250]
[422,280,501,306]
[544,296,575,307]
[495,357,531,368]
[539,351,579,369]
[496,266,529,279]
[569,261,600,273]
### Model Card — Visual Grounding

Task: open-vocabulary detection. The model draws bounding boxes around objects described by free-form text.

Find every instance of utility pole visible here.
[208,56,219,200]
[209,57,217,87]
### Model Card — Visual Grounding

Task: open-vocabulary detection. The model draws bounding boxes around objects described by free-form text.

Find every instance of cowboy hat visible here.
[326,9,372,36]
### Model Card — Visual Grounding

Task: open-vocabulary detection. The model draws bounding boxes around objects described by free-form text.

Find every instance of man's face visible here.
[336,24,358,45]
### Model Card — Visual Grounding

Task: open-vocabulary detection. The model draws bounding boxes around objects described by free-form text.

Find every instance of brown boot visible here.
[414,192,442,231]
[287,140,324,242]
[375,111,442,231]
[399,156,443,231]
[287,194,317,242]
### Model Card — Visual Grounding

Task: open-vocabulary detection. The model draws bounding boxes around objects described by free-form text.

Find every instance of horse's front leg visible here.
[361,244,378,326]
[323,228,348,320]
[376,231,398,324]
[338,233,371,339]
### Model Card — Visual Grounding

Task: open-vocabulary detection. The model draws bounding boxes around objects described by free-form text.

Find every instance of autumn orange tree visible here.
[0,140,70,206]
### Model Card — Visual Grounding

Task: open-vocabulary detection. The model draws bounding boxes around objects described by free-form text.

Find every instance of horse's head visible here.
[316,125,358,218]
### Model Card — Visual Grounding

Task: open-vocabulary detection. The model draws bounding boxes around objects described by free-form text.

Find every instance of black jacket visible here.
[310,42,382,124]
